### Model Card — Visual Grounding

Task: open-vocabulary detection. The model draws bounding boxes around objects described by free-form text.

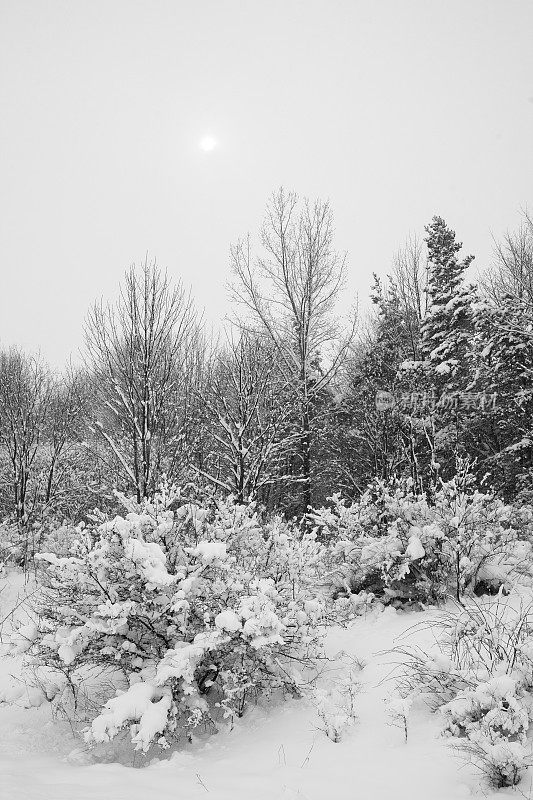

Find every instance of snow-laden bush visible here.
[390,596,533,788]
[0,521,20,564]
[309,683,358,743]
[311,476,533,605]
[386,693,413,742]
[26,487,327,753]
[0,520,44,566]
[453,734,531,789]
[306,655,362,743]
[0,518,78,567]
[37,523,79,558]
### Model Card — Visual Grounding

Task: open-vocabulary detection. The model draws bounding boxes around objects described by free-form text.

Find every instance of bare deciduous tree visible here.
[195,331,299,503]
[390,234,427,360]
[230,188,354,512]
[85,260,198,501]
[0,348,52,525]
[482,212,533,305]
[42,368,89,517]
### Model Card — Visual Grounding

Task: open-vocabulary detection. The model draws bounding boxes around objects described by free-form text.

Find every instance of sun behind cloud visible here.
[199,135,217,152]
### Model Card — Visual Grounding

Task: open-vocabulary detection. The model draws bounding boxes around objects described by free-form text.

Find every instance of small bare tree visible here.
[482,212,533,305]
[84,260,198,501]
[390,234,427,360]
[0,348,52,526]
[41,368,90,517]
[195,331,299,503]
[230,189,354,512]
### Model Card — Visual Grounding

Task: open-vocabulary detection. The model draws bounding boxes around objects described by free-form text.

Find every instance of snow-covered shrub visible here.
[443,671,533,787]
[0,518,78,566]
[309,683,358,743]
[307,659,360,743]
[310,482,439,603]
[37,523,79,558]
[331,590,378,625]
[451,733,532,788]
[391,596,533,787]
[443,674,528,734]
[387,640,469,710]
[0,521,20,564]
[432,479,533,600]
[311,476,533,605]
[26,488,328,753]
[0,521,41,566]
[386,693,413,742]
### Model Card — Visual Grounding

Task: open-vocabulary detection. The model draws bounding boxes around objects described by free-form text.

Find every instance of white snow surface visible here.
[0,569,518,799]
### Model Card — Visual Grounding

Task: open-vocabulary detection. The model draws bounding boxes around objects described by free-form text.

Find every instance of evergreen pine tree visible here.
[420,216,475,388]
[398,217,476,492]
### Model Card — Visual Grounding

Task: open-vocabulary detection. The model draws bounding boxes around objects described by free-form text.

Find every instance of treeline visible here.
[1,189,532,533]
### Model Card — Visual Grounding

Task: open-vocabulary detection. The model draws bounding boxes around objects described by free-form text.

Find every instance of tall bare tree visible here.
[85,260,198,501]
[230,189,354,512]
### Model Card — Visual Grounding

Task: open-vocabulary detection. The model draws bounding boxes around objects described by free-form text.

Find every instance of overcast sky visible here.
[1,0,532,366]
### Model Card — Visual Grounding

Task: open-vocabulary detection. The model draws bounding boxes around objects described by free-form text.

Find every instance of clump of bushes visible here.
[312,475,533,605]
[25,487,327,753]
[390,597,533,788]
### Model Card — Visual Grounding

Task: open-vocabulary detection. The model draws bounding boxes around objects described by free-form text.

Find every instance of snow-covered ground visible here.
[0,570,519,800]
